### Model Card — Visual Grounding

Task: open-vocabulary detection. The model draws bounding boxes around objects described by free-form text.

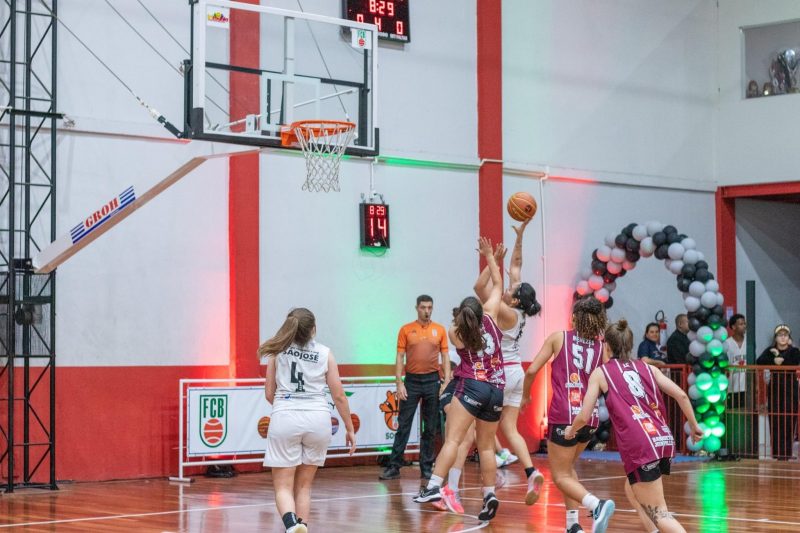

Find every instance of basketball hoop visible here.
[281,120,356,192]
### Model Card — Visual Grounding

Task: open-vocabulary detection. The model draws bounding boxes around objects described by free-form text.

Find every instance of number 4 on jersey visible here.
[291,361,305,393]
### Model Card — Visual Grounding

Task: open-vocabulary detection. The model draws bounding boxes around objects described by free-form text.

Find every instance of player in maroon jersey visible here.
[413,237,506,522]
[522,297,615,533]
[566,319,704,533]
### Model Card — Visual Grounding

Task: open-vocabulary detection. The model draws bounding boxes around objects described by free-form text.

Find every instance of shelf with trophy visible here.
[743,19,800,98]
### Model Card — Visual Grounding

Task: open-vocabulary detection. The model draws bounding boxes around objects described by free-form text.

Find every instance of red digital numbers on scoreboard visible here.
[344,0,410,43]
[360,203,390,248]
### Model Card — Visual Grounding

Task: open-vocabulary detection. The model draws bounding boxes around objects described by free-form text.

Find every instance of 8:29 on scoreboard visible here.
[360,203,390,249]
[343,0,410,43]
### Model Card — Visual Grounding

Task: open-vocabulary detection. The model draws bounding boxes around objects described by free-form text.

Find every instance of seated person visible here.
[637,322,667,367]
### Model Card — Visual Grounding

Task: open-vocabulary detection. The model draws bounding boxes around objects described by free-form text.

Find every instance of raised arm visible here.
[474,243,506,303]
[326,352,357,455]
[264,356,277,404]
[478,237,503,320]
[508,219,530,286]
[652,369,704,442]
[565,368,605,438]
[521,331,562,407]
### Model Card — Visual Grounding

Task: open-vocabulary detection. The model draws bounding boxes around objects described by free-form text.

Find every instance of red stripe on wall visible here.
[715,189,737,314]
[229,3,261,379]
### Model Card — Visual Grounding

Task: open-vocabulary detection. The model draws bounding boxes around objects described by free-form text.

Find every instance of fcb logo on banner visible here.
[200,394,228,447]
[379,390,400,431]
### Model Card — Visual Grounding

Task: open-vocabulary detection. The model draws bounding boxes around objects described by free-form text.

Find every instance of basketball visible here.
[257,416,270,438]
[203,418,224,446]
[331,417,340,436]
[507,192,537,221]
[351,413,361,433]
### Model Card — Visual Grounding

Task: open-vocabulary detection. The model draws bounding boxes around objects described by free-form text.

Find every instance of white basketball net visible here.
[293,121,356,193]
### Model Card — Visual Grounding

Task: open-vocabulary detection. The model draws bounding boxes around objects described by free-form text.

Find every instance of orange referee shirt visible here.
[397,320,449,375]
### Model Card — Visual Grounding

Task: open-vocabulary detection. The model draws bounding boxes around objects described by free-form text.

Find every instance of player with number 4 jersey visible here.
[260,308,356,533]
[566,319,703,533]
[522,297,615,533]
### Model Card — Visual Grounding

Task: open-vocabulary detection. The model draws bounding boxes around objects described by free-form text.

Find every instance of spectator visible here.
[756,324,800,460]
[724,314,747,409]
[637,323,667,368]
[666,314,690,364]
[380,295,450,480]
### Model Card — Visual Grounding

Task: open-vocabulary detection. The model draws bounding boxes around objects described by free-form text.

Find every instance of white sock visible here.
[426,474,443,490]
[566,509,580,527]
[482,486,495,498]
[582,493,600,511]
[448,468,462,490]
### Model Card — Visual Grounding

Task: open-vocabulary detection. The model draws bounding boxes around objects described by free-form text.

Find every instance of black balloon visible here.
[706,272,715,281]
[663,225,677,235]
[616,268,627,278]
[654,244,670,260]
[696,260,709,270]
[603,272,617,284]
[695,307,711,321]
[667,232,682,244]
[597,430,610,443]
[604,296,614,309]
[625,250,640,262]
[707,314,722,328]
[615,234,628,247]
[688,317,702,331]
[573,291,581,301]
[692,363,703,375]
[678,278,692,292]
[694,268,709,282]
[681,264,697,278]
[652,232,667,246]
[677,234,688,241]
[622,224,636,237]
[592,249,599,261]
[625,239,640,253]
[591,260,607,275]
[712,305,724,317]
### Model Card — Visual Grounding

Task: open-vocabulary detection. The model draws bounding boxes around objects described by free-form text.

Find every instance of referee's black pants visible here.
[388,372,439,474]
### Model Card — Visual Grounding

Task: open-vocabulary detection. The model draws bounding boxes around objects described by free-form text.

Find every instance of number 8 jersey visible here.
[272,340,330,414]
[548,330,604,426]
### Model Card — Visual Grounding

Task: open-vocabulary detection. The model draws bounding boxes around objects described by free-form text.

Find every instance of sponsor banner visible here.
[70,187,135,245]
[206,6,230,29]
[187,383,419,457]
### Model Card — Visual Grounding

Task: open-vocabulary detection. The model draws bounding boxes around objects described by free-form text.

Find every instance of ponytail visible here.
[453,297,485,352]
[513,282,542,317]
[605,318,634,362]
[258,308,315,358]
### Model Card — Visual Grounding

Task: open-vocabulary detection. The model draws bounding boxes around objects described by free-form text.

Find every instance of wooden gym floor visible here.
[0,458,796,532]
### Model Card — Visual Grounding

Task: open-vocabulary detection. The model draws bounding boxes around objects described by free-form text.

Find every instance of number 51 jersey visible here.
[272,340,330,413]
[548,330,604,426]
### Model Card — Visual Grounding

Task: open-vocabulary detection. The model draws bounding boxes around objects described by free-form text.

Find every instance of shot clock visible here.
[360,203,390,249]
[343,0,410,43]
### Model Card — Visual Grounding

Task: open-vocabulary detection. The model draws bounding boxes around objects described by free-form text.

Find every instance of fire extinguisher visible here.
[655,310,668,356]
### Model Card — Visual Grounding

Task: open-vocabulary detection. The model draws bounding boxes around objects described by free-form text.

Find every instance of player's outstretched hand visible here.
[346,430,357,455]
[493,242,507,263]
[477,237,493,257]
[512,217,530,237]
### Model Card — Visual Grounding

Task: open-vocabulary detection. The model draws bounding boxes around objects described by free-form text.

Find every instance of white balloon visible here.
[687,331,697,342]
[705,280,719,292]
[588,275,604,290]
[596,245,612,262]
[714,328,728,341]
[597,395,605,406]
[696,251,705,262]
[688,281,706,297]
[576,280,590,295]
[606,261,622,275]
[604,233,618,248]
[687,374,697,386]
[632,224,648,241]
[665,259,673,270]
[681,237,697,250]
[598,406,610,422]
[688,385,700,400]
[684,420,693,435]
[707,339,723,354]
[604,281,617,293]
[594,288,609,302]
[689,340,706,357]
[646,221,664,236]
[684,296,701,312]
[669,260,685,275]
[639,237,655,257]
[610,248,626,263]
[687,436,703,452]
[668,243,686,260]
[700,291,718,309]
[581,267,593,280]
[622,260,636,271]
[716,293,724,306]
[697,326,714,343]
[683,250,700,265]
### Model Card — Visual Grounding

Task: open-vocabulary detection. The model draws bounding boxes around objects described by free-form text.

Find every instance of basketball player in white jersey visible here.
[260,308,356,533]
[473,220,545,505]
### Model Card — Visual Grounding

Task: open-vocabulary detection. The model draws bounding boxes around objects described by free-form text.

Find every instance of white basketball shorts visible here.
[263,410,332,467]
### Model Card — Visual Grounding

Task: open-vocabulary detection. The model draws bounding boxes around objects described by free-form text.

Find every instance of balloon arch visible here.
[574,222,729,454]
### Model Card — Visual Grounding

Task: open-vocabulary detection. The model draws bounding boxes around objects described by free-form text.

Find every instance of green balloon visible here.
[696,398,711,414]
[714,403,726,415]
[710,365,722,378]
[696,372,713,391]
[705,388,722,403]
[703,435,722,453]
[716,375,729,391]
[700,352,715,368]
[703,414,720,425]
[710,421,725,438]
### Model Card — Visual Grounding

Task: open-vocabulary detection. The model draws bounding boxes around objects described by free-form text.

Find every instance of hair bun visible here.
[617,318,628,330]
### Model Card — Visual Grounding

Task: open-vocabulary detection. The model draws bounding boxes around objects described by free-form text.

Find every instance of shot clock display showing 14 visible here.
[343,0,410,42]
[360,203,390,249]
